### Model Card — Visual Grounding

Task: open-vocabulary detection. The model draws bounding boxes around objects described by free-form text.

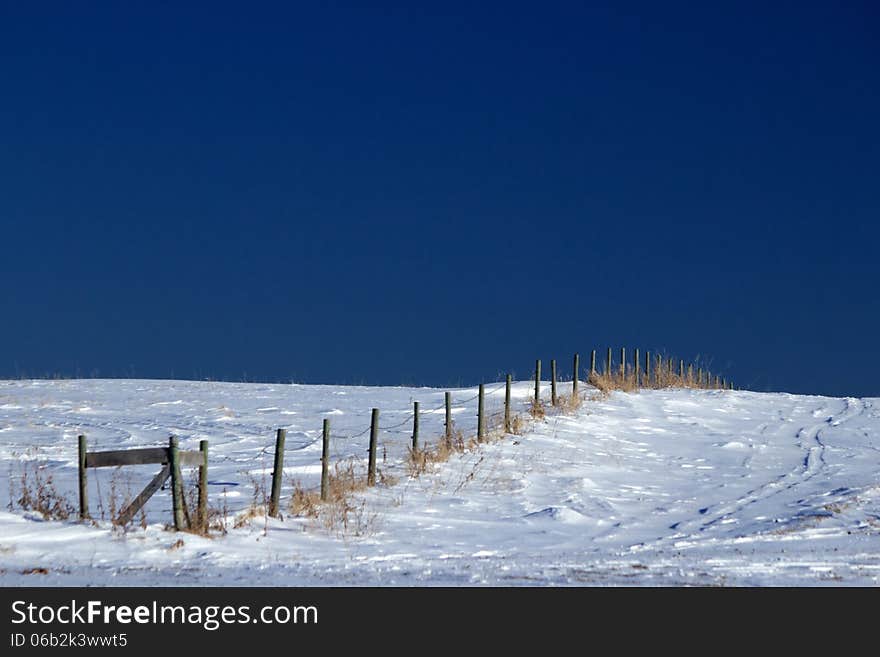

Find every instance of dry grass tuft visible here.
[528,398,546,420]
[555,393,583,412]
[9,456,75,521]
[286,459,377,536]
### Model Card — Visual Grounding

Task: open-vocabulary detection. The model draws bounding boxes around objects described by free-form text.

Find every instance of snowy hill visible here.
[1,379,878,586]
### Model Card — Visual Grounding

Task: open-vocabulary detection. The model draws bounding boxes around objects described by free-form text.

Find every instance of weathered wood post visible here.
[606,347,612,376]
[197,439,208,530]
[268,428,286,518]
[679,359,684,381]
[445,391,452,442]
[590,349,596,376]
[78,434,89,520]
[688,364,694,385]
[697,367,703,388]
[656,354,662,386]
[620,347,626,382]
[477,384,485,441]
[169,436,185,531]
[411,401,419,453]
[572,352,580,397]
[634,348,640,388]
[321,419,330,501]
[534,359,541,403]
[367,408,379,486]
[645,351,651,387]
[550,359,557,406]
[504,374,512,433]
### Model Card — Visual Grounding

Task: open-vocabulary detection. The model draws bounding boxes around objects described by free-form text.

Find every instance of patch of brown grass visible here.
[10,457,75,521]
[285,459,378,536]
[555,393,583,412]
[528,398,546,420]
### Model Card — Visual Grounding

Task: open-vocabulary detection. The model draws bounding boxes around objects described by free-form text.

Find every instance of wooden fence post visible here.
[534,359,541,403]
[634,348,640,388]
[590,349,596,376]
[321,419,330,501]
[679,359,684,381]
[412,401,419,453]
[78,435,88,520]
[504,374,512,433]
[656,354,662,385]
[572,352,579,397]
[620,347,626,382]
[268,428,285,518]
[645,351,651,387]
[697,368,703,388]
[550,359,557,406]
[169,436,185,531]
[445,392,452,442]
[197,439,208,530]
[606,347,612,376]
[478,384,485,441]
[368,408,379,486]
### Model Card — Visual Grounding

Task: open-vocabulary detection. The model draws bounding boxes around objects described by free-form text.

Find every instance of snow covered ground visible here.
[0,378,878,586]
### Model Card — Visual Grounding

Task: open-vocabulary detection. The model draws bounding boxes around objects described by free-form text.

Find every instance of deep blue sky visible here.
[2,2,878,396]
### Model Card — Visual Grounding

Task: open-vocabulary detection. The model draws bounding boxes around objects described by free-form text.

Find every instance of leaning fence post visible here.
[550,359,557,406]
[411,401,419,453]
[321,419,330,501]
[534,359,541,403]
[368,408,379,486]
[504,374,512,432]
[572,352,579,397]
[197,439,208,530]
[78,434,89,520]
[478,383,485,441]
[445,392,452,442]
[169,436,185,531]
[268,428,286,518]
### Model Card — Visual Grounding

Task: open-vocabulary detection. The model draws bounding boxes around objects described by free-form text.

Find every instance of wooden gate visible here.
[77,435,208,531]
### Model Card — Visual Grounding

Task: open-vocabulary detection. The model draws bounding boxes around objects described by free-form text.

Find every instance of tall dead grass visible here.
[8,456,75,521]
[588,357,727,393]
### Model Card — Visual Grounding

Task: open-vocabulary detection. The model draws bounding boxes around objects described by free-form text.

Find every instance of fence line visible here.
[60,347,734,531]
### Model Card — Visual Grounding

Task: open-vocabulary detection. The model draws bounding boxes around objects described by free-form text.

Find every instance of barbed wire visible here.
[322,381,510,440]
